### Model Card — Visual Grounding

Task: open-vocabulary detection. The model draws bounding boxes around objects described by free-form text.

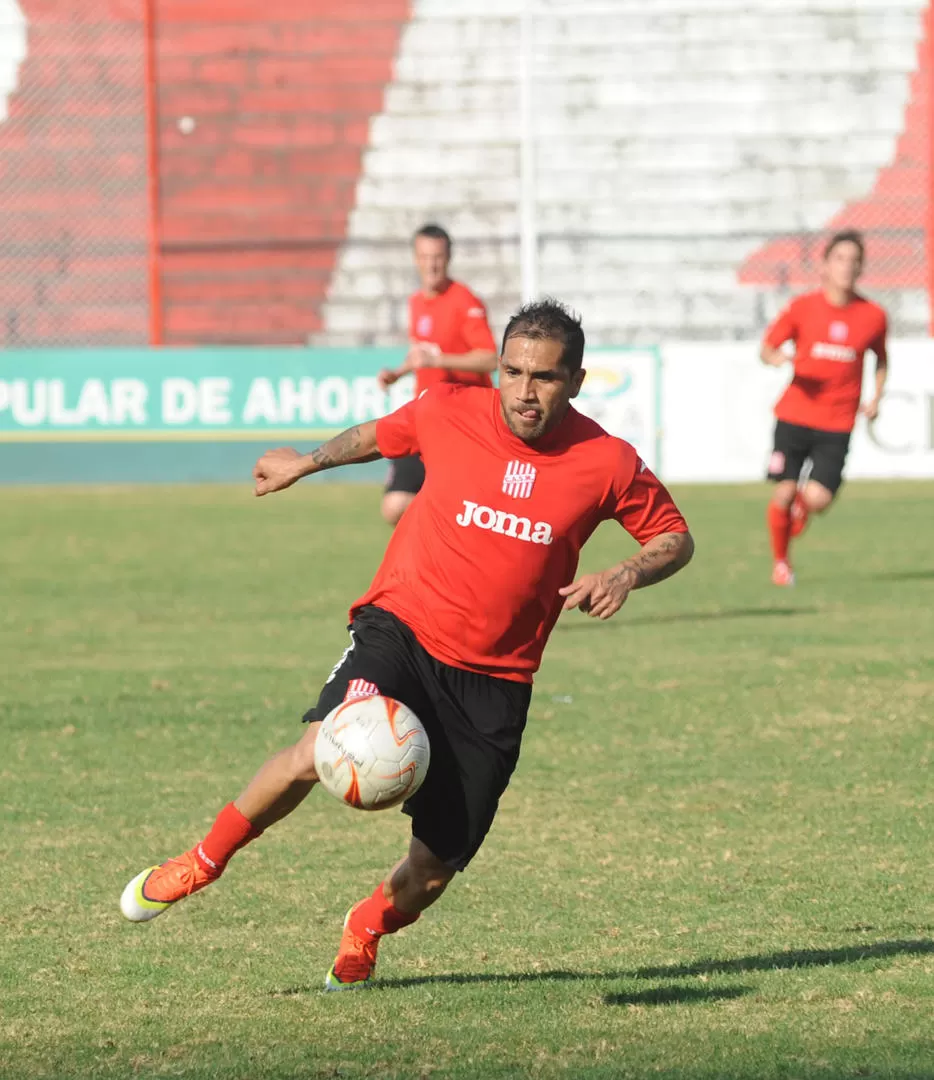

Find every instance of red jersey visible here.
[352,385,689,683]
[409,280,497,396]
[764,290,887,433]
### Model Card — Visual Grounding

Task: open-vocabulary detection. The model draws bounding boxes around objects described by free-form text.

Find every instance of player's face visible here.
[414,236,450,293]
[824,241,863,293]
[498,335,585,442]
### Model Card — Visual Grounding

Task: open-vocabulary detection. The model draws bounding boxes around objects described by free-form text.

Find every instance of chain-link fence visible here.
[0,1,929,347]
[0,0,149,347]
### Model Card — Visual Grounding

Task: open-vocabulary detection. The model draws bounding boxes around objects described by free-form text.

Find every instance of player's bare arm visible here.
[859,351,888,421]
[253,422,383,496]
[378,345,497,389]
[559,530,695,620]
[430,348,498,374]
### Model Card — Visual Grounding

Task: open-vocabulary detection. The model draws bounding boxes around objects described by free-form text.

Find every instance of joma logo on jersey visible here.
[811,342,856,362]
[455,500,553,545]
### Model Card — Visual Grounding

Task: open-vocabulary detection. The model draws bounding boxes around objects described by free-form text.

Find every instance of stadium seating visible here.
[318,0,928,345]
[0,1,926,346]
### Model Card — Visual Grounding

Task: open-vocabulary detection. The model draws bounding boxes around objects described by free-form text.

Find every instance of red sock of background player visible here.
[349,883,420,942]
[767,503,792,563]
[192,802,262,877]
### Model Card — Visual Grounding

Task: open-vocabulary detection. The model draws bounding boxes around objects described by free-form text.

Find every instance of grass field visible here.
[1,480,932,1080]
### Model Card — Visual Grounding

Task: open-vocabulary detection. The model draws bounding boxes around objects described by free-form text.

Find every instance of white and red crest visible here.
[344,678,380,702]
[829,320,849,342]
[416,314,433,337]
[502,460,537,499]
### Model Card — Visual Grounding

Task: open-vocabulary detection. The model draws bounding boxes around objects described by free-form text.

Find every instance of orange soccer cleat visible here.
[771,560,796,588]
[324,904,381,991]
[120,847,218,923]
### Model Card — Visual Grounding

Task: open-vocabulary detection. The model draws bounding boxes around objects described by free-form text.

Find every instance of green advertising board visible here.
[0,346,660,483]
[0,348,409,483]
[0,347,411,442]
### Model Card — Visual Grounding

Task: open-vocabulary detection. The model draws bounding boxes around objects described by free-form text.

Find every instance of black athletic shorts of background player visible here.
[767,420,852,495]
[384,453,425,495]
[304,605,531,871]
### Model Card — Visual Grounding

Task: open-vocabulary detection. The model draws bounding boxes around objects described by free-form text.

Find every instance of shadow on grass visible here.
[270,939,933,996]
[558,605,819,630]
[631,939,934,979]
[874,568,934,583]
[273,974,752,1001]
[603,984,751,1007]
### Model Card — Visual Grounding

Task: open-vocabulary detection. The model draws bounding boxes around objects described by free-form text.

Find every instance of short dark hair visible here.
[501,298,586,373]
[824,229,865,261]
[413,223,452,252]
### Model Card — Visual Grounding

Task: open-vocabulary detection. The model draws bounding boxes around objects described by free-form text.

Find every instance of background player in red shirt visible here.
[760,230,888,586]
[120,300,694,989]
[376,223,499,526]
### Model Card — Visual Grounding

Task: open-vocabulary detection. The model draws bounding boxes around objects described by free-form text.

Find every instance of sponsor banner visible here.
[0,348,411,441]
[575,347,661,470]
[661,339,934,482]
[0,347,659,467]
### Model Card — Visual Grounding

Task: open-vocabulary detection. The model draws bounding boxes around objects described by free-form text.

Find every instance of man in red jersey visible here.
[761,230,887,586]
[120,300,694,990]
[376,223,499,526]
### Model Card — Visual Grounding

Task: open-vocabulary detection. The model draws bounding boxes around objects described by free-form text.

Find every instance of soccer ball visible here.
[314,695,430,811]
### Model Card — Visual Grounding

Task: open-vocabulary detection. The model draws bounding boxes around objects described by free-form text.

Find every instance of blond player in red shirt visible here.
[761,230,888,586]
[377,223,499,526]
[120,300,694,989]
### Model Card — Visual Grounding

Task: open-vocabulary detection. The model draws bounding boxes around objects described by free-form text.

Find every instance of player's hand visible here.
[253,447,303,496]
[859,398,880,421]
[377,368,399,390]
[558,567,638,620]
[762,351,787,368]
[406,343,439,370]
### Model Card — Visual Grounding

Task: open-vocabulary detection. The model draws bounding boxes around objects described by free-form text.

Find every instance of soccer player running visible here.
[377,223,499,526]
[120,300,695,991]
[761,230,887,586]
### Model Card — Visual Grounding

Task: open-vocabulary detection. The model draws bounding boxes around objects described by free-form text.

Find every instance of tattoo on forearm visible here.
[310,425,379,471]
[611,533,692,590]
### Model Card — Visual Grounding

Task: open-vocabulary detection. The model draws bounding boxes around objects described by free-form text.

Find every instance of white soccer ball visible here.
[314,696,430,811]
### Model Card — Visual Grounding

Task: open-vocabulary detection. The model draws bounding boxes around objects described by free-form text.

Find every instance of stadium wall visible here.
[1,342,931,484]
[0,1,930,348]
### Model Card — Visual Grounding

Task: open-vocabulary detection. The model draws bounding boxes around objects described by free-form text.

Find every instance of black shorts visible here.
[767,420,851,495]
[304,605,531,871]
[384,454,425,495]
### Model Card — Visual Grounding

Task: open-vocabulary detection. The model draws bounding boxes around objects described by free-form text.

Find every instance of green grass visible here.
[1,480,932,1080]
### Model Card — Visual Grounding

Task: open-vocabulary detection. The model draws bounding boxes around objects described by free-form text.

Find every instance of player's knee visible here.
[771,483,796,510]
[410,866,453,900]
[288,723,321,783]
[407,839,456,895]
[803,484,835,513]
[381,493,413,527]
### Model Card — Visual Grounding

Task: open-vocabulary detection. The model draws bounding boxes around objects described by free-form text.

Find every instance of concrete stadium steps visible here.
[318,0,928,346]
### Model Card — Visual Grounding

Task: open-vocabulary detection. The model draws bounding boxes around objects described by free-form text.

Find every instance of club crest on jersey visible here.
[502,460,537,499]
[829,320,849,342]
[416,315,433,337]
[455,500,553,545]
[344,678,380,701]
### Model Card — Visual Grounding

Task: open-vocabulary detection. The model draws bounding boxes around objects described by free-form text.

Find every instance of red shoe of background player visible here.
[790,493,810,538]
[771,560,796,588]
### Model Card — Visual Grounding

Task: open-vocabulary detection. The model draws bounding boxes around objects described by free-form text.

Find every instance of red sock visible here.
[767,503,792,562]
[349,883,420,943]
[194,802,261,876]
